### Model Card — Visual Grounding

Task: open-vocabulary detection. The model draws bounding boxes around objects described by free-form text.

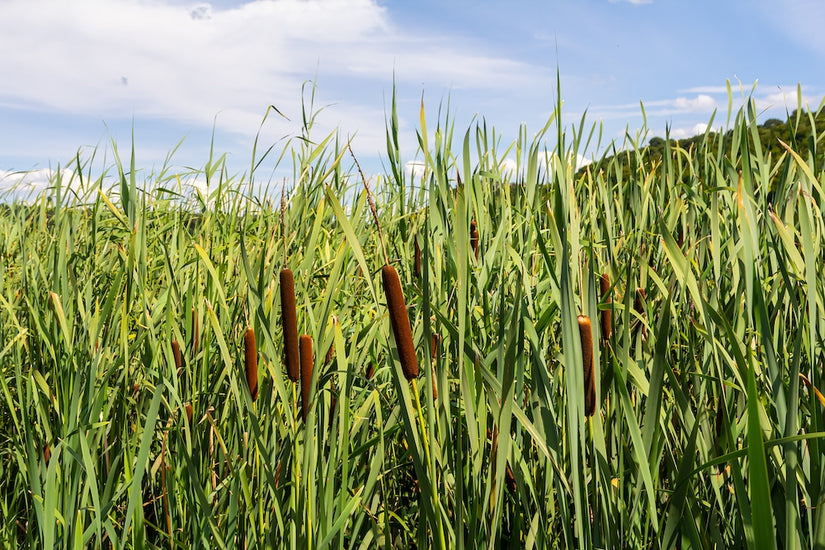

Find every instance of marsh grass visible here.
[1,82,825,549]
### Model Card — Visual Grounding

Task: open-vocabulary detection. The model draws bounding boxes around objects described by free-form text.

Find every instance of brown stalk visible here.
[244,327,258,401]
[280,268,300,382]
[300,334,313,421]
[578,315,596,417]
[382,264,419,381]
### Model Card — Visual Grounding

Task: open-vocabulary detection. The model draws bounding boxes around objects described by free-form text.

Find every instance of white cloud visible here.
[0,0,552,158]
[669,122,716,140]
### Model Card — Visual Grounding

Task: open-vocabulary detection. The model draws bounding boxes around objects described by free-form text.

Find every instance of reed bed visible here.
[0,85,824,549]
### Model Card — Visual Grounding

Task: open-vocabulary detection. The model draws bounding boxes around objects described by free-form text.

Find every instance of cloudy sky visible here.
[1,0,823,191]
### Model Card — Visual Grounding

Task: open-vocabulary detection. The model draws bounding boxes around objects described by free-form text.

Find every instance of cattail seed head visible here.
[324,343,334,366]
[171,339,183,377]
[185,402,194,425]
[381,264,419,381]
[300,334,313,421]
[431,333,441,361]
[599,273,612,341]
[470,220,479,259]
[43,443,50,465]
[578,315,596,417]
[244,327,258,401]
[280,268,300,382]
[366,363,375,380]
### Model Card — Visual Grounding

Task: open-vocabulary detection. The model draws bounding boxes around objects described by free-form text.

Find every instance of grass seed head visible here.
[381,264,419,381]
[244,327,258,401]
[280,268,300,382]
[300,334,313,421]
[578,315,596,417]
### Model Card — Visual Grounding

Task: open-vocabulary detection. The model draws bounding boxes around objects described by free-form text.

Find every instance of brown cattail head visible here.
[191,307,200,356]
[300,334,313,421]
[185,402,194,425]
[578,315,596,417]
[430,334,441,361]
[172,339,183,377]
[244,327,258,401]
[470,220,479,259]
[381,264,419,381]
[280,268,300,382]
[414,236,422,279]
[324,343,334,366]
[43,443,50,465]
[431,366,438,400]
[365,363,375,380]
[599,273,612,341]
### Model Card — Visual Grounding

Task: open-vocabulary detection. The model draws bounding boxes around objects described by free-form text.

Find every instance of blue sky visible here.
[1,0,823,193]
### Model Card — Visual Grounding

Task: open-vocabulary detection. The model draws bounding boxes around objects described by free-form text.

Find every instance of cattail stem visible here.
[382,264,419,380]
[244,327,258,401]
[300,334,313,422]
[281,268,300,382]
[578,315,596,417]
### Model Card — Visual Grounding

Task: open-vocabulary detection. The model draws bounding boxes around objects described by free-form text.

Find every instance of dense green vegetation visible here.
[585,105,825,184]
[1,88,825,548]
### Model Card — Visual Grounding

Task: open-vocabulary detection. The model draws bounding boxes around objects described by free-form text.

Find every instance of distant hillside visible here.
[581,107,825,179]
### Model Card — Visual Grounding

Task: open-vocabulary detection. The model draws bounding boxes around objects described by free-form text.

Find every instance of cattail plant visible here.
[300,334,313,421]
[185,402,194,425]
[599,273,612,342]
[244,326,258,401]
[365,363,375,380]
[281,268,300,382]
[382,265,419,381]
[578,315,596,417]
[470,220,479,259]
[172,339,183,377]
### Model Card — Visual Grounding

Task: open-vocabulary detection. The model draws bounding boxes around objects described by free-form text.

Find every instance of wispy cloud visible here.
[0,0,552,158]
